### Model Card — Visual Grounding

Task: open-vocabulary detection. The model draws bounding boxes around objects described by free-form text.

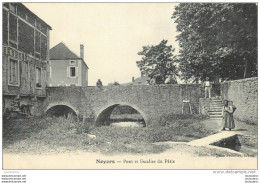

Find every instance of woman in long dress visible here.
[222,100,236,131]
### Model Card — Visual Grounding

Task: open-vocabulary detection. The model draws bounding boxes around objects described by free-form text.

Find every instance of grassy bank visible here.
[3,115,215,155]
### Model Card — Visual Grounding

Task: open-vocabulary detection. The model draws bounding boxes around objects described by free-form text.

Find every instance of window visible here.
[36,67,42,87]
[70,60,76,65]
[9,59,19,85]
[67,66,78,78]
[70,67,76,77]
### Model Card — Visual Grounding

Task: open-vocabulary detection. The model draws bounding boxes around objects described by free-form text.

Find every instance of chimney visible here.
[132,77,135,82]
[80,44,84,60]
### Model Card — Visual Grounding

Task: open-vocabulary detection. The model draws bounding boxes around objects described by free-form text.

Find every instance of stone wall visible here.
[220,77,258,124]
[41,84,204,126]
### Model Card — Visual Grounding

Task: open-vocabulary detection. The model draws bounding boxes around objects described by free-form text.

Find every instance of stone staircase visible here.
[200,98,223,119]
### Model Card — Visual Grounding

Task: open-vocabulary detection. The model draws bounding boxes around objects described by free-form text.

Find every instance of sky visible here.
[24,3,179,86]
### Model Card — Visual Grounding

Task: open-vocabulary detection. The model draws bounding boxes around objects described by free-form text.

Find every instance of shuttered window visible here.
[9,59,19,85]
[67,66,78,78]
[36,67,42,87]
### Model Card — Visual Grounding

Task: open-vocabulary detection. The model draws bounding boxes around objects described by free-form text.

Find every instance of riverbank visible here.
[3,115,214,155]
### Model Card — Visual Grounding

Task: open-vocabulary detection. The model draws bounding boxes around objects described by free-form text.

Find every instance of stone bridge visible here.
[38,84,204,126]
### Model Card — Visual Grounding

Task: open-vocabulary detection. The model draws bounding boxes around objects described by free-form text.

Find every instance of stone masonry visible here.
[220,77,258,124]
[32,77,257,126]
[40,84,204,126]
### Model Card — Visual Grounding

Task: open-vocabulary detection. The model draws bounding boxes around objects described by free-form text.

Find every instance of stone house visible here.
[49,42,89,87]
[2,3,52,114]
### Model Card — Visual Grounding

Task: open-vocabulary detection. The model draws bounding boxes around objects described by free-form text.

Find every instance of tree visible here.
[172,3,257,82]
[136,40,178,83]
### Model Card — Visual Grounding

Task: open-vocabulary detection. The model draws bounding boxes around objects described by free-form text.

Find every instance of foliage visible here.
[136,40,179,82]
[172,3,257,82]
[67,113,93,134]
[3,116,257,157]
[3,115,214,155]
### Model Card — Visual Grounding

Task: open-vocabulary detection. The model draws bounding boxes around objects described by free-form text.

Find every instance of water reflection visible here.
[110,121,145,127]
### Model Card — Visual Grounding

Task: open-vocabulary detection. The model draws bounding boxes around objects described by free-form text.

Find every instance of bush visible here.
[66,114,94,134]
[3,114,214,155]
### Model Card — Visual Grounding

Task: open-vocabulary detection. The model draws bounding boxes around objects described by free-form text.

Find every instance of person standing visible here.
[222,100,229,131]
[227,101,236,130]
[164,75,172,84]
[164,75,177,84]
[96,79,103,88]
[149,76,156,85]
[222,100,236,131]
[203,77,212,98]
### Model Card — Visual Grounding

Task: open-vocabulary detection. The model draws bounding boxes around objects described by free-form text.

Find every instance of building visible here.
[49,42,89,87]
[122,75,150,86]
[2,3,51,114]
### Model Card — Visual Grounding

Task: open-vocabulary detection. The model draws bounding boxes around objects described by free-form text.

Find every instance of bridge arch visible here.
[45,102,79,117]
[95,102,148,126]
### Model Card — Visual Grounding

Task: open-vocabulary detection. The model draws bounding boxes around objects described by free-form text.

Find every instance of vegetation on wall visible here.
[35,31,41,53]
[3,10,8,44]
[9,13,17,42]
[3,3,49,60]
[41,35,47,60]
[18,20,34,55]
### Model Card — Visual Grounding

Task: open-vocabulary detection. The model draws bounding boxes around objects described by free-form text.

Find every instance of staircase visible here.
[200,98,223,119]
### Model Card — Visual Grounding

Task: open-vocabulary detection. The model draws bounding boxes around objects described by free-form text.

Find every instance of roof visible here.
[50,42,80,60]
[122,76,150,86]
[50,42,89,69]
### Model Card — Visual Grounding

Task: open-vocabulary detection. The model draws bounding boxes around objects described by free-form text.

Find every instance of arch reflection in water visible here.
[96,104,146,127]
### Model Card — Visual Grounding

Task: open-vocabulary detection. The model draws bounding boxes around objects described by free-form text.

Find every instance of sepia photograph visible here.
[1,1,258,174]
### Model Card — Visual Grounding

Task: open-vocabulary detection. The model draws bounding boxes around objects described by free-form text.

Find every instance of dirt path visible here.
[201,119,222,132]
[201,118,257,135]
